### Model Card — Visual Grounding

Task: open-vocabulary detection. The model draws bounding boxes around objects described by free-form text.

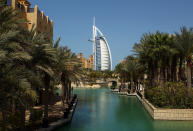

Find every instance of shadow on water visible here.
[57,88,193,131]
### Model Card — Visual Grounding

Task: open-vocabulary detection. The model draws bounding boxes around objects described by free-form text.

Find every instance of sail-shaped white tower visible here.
[90,18,112,71]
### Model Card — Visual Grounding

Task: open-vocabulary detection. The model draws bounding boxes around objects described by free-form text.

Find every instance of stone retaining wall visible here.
[142,98,193,120]
[112,91,193,120]
[142,98,155,118]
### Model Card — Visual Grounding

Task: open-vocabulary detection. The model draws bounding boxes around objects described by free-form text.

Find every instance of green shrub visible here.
[145,82,193,109]
[30,109,43,122]
[7,111,23,130]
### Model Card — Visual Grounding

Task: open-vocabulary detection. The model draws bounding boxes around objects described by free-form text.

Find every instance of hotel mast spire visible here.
[93,16,95,26]
[92,17,96,70]
[90,17,112,70]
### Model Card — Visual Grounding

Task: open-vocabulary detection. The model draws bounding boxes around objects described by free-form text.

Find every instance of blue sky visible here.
[30,0,193,69]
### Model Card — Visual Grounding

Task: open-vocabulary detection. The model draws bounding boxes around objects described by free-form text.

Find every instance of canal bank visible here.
[56,88,193,131]
[37,95,78,131]
[112,90,193,121]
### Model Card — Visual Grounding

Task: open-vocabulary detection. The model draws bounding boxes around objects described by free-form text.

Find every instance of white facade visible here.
[90,20,112,71]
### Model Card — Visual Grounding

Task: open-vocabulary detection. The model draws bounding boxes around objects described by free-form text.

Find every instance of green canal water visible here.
[57,88,193,131]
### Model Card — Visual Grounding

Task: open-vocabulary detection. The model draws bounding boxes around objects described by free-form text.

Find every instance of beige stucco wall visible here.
[11,0,53,39]
[142,98,193,120]
[26,5,53,39]
[26,6,37,30]
[77,53,93,69]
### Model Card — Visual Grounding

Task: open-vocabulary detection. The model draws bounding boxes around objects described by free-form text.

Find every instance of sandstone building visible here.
[6,0,53,39]
[77,53,93,69]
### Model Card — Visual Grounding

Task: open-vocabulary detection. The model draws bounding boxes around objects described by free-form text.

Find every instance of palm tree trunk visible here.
[2,110,6,130]
[153,63,158,87]
[160,67,164,88]
[166,67,168,81]
[179,57,183,81]
[68,80,71,101]
[12,99,16,113]
[158,68,160,83]
[61,84,65,106]
[43,73,50,127]
[167,66,171,81]
[130,75,134,93]
[172,66,177,82]
[186,61,192,89]
[67,80,70,102]
[19,106,26,130]
[148,62,153,87]
[171,58,177,82]
[65,81,68,103]
[61,73,66,104]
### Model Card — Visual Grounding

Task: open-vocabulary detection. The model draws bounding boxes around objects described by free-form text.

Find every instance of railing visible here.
[137,90,143,99]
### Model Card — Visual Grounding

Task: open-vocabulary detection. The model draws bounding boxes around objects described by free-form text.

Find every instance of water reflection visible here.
[57,88,193,131]
[153,120,193,131]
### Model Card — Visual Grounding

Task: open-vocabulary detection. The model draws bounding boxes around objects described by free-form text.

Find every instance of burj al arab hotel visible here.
[89,18,112,71]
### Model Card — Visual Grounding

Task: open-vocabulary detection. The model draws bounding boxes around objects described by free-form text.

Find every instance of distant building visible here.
[7,0,53,39]
[89,18,112,71]
[77,53,93,69]
[120,60,126,64]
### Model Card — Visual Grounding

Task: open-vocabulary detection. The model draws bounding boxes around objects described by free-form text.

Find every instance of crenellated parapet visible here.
[10,0,53,39]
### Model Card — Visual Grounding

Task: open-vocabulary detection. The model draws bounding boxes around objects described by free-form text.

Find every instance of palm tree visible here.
[133,34,158,87]
[114,56,143,93]
[175,27,193,89]
[15,24,57,127]
[133,32,178,88]
[114,62,128,84]
[0,1,37,129]
[56,46,82,105]
[0,0,83,129]
[30,34,56,127]
[125,56,139,92]
[150,32,174,87]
